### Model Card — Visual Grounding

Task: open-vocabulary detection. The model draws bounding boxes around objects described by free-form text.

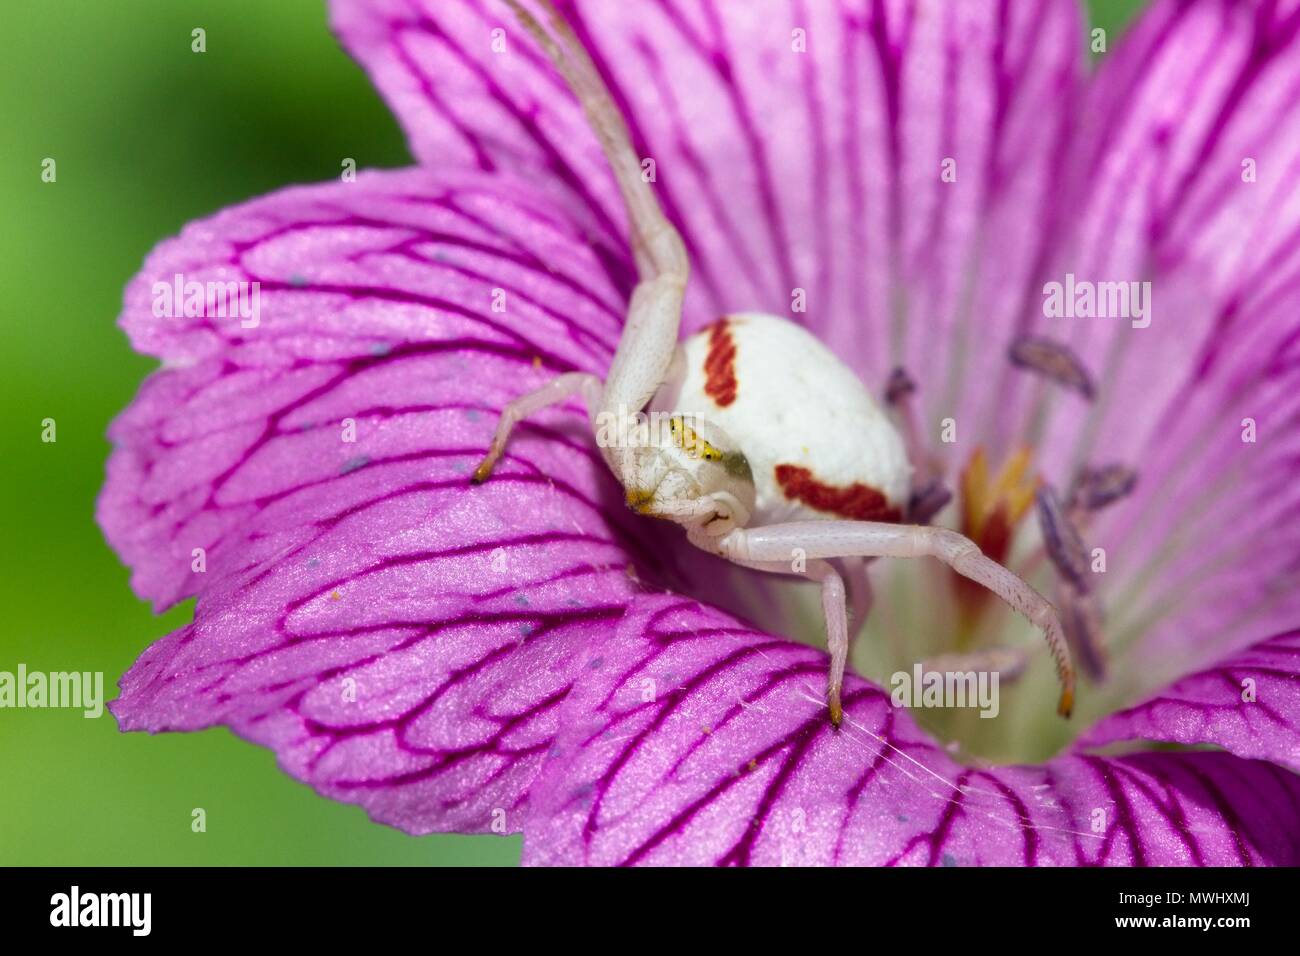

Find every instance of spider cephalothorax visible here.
[475,0,1076,728]
[617,414,757,535]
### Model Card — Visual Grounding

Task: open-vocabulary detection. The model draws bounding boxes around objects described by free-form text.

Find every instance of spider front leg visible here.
[839,557,874,633]
[478,1,690,486]
[712,520,1076,723]
[472,372,604,483]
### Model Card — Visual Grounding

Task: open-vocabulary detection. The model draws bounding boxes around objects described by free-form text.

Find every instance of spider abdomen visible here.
[650,313,911,526]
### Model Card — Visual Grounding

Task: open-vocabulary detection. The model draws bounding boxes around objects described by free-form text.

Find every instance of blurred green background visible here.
[0,0,1143,866]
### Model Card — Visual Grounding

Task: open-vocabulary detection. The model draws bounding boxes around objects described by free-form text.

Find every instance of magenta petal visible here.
[1015,0,1300,680]
[98,168,632,611]
[330,0,1085,384]
[100,168,668,833]
[1081,629,1300,773]
[102,0,1300,861]
[522,597,1300,865]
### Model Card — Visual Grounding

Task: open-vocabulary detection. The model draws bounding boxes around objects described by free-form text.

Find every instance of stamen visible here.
[1068,463,1138,512]
[884,366,916,406]
[1035,486,1090,593]
[918,647,1028,683]
[1058,582,1108,681]
[908,478,952,525]
[884,365,940,488]
[1008,336,1096,399]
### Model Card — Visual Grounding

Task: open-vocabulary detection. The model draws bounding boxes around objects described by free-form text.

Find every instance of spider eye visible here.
[668,415,723,461]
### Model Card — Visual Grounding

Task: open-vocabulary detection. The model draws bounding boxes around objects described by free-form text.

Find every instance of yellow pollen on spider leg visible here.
[1058,685,1074,719]
[625,487,657,514]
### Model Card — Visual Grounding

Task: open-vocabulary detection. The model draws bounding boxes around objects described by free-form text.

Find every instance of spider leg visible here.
[506,0,689,420]
[716,553,851,727]
[838,556,874,634]
[714,520,1076,719]
[472,372,603,483]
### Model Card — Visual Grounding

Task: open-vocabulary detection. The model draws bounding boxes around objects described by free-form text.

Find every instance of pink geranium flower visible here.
[101,0,1300,865]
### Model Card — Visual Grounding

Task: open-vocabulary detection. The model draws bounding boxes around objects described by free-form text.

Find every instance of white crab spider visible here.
[475,0,1075,727]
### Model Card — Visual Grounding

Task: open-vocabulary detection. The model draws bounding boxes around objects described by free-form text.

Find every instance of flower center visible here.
[684,338,1138,766]
[787,445,1120,762]
[855,339,1131,763]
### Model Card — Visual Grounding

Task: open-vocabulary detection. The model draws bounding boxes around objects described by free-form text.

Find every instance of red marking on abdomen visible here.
[775,465,902,522]
[703,318,738,407]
